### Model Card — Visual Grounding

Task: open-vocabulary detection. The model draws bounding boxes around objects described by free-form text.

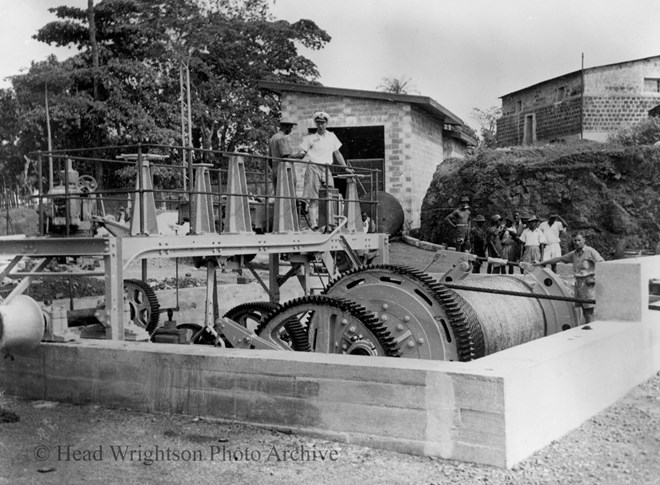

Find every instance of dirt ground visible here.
[2,369,660,485]
[1,241,657,484]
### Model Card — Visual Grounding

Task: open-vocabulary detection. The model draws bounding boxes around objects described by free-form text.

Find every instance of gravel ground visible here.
[1,241,658,483]
[2,371,660,485]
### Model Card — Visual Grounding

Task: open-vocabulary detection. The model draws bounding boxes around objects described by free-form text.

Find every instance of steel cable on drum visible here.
[441,282,595,305]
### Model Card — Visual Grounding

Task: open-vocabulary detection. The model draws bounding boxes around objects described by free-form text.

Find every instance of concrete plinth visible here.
[2,257,660,468]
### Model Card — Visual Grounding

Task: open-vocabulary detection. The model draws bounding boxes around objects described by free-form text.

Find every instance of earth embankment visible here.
[420,142,660,257]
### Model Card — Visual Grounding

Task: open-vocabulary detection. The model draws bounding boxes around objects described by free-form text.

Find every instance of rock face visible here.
[419,143,660,257]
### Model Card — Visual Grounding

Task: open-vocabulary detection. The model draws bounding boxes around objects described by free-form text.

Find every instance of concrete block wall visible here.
[443,134,471,160]
[585,57,660,96]
[279,92,442,229]
[498,97,582,146]
[582,95,660,141]
[501,75,583,116]
[580,58,660,141]
[498,56,660,146]
[495,114,519,146]
[410,106,444,228]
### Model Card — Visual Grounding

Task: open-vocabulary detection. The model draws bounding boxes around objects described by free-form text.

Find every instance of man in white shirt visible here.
[297,111,351,230]
[519,215,547,264]
[538,213,568,272]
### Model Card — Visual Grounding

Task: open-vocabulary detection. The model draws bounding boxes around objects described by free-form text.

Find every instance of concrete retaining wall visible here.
[2,257,660,468]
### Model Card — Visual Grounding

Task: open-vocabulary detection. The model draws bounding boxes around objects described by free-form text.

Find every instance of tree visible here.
[377,76,417,95]
[471,106,501,149]
[2,0,330,187]
[28,0,330,154]
[609,116,660,146]
[0,89,22,185]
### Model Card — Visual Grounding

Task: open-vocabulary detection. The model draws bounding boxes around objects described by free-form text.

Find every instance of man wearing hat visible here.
[501,216,519,274]
[538,213,568,272]
[444,196,472,252]
[469,214,487,273]
[519,215,546,264]
[268,118,304,187]
[486,214,505,273]
[298,111,350,230]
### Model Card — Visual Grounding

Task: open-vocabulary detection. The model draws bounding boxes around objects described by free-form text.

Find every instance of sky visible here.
[2,0,660,127]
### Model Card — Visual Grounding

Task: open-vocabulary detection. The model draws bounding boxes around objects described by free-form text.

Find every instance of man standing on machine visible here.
[297,111,351,230]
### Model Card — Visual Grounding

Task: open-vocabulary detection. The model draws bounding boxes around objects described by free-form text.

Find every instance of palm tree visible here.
[377,76,417,94]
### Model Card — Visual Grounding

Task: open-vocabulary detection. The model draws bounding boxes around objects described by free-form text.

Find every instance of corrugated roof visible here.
[259,81,464,125]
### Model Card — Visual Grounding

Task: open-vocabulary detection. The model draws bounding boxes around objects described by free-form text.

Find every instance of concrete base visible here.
[2,257,660,468]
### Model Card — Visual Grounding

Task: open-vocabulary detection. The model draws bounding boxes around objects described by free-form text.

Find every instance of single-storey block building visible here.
[497,55,660,146]
[259,81,475,229]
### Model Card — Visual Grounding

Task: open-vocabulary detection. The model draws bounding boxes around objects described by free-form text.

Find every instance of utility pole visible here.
[88,0,99,101]
[179,63,188,191]
[186,51,194,162]
[45,83,53,190]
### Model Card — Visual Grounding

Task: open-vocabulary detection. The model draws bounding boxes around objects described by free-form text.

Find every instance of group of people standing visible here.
[445,198,570,273]
[445,197,604,323]
[466,210,547,274]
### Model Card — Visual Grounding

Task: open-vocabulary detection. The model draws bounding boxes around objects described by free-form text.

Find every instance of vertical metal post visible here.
[205,260,216,326]
[38,152,44,235]
[64,157,70,237]
[105,237,124,340]
[268,254,280,303]
[137,145,144,235]
[187,148,194,225]
[136,146,147,281]
[4,187,9,236]
[375,170,380,232]
[263,156,270,233]
[324,163,331,231]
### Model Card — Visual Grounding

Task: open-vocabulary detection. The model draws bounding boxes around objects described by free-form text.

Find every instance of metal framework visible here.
[0,144,387,342]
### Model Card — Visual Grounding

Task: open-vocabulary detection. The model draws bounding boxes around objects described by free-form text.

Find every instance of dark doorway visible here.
[309,125,385,197]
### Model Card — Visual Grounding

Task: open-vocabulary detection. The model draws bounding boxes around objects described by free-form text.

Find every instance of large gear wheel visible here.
[324,264,485,361]
[177,302,281,347]
[257,295,398,356]
[223,301,280,333]
[175,323,216,345]
[124,279,160,334]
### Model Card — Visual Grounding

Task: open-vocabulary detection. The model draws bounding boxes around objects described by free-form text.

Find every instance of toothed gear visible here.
[324,264,485,361]
[223,301,281,333]
[257,295,399,356]
[124,279,161,334]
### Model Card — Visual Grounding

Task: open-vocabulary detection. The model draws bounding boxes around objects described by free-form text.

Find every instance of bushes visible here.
[609,117,660,146]
[1,207,39,236]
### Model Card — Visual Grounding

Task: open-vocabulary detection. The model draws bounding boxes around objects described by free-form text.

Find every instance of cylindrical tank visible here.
[450,275,547,356]
[360,191,404,235]
[0,295,45,353]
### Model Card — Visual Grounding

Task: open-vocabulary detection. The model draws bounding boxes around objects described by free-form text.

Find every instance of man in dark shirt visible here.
[268,119,300,187]
[469,214,487,273]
